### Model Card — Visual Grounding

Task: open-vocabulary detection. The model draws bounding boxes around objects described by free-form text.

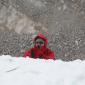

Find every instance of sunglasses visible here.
[35,41,44,44]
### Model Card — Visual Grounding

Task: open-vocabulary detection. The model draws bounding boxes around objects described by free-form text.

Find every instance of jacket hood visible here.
[34,33,48,46]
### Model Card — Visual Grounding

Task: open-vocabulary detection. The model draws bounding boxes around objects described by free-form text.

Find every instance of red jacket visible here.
[23,33,55,60]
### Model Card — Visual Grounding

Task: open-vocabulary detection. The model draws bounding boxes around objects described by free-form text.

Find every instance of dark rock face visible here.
[0,0,85,61]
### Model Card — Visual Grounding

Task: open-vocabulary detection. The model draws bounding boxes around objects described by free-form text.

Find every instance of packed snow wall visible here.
[0,0,85,61]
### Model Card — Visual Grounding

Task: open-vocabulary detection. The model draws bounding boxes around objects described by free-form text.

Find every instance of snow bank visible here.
[0,55,85,85]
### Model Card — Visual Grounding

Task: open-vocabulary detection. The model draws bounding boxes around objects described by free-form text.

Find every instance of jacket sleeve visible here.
[23,49,31,58]
[48,51,56,60]
[45,49,56,60]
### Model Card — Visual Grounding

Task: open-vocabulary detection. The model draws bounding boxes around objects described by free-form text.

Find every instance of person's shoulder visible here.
[46,48,54,53]
[29,47,34,51]
[26,47,34,52]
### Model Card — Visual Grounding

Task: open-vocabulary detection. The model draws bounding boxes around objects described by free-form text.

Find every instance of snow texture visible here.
[0,55,85,85]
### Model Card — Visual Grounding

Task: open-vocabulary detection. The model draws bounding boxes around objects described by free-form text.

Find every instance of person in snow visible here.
[23,33,55,60]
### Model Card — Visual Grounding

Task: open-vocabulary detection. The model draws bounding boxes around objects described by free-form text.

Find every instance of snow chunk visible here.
[0,55,85,85]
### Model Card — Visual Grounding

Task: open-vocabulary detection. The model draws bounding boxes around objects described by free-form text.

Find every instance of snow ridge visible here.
[0,55,85,85]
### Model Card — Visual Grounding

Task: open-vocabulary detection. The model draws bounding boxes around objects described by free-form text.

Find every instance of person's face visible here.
[35,38,45,49]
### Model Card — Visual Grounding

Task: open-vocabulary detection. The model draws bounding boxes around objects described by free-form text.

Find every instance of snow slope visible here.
[0,55,85,85]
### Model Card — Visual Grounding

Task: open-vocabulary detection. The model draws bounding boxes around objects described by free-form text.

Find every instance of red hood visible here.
[34,33,48,46]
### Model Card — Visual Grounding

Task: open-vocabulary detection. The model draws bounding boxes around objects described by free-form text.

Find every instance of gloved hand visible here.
[38,50,45,59]
[31,50,35,58]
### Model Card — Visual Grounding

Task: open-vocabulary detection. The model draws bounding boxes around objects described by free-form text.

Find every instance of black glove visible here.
[39,54,43,59]
[31,50,35,58]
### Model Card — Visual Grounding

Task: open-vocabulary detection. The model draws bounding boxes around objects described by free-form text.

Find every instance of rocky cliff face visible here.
[0,0,85,61]
[0,0,48,34]
[1,0,85,34]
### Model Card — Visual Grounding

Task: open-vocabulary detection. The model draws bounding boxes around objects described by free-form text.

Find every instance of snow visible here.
[0,55,85,85]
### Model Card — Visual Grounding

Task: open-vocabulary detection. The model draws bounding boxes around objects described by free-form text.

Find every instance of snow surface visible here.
[0,55,85,85]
